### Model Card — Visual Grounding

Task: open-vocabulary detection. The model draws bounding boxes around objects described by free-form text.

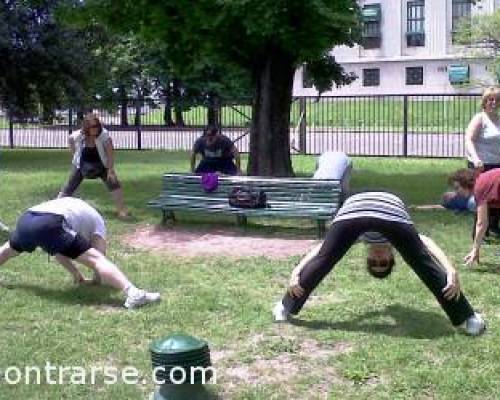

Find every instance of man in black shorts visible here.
[190,125,241,175]
[0,197,160,309]
[273,191,485,336]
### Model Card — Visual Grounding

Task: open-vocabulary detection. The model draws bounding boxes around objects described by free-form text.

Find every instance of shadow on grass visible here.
[470,262,500,275]
[0,282,123,307]
[291,304,455,339]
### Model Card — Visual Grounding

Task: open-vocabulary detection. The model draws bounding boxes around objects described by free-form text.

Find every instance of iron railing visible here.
[0,94,481,157]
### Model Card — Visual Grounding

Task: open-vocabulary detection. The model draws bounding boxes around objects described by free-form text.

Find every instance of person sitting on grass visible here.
[449,168,500,267]
[0,197,160,309]
[272,191,485,336]
[59,113,128,219]
[441,191,476,213]
[190,125,241,175]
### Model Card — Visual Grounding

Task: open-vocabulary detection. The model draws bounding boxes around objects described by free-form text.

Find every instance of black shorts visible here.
[9,212,91,259]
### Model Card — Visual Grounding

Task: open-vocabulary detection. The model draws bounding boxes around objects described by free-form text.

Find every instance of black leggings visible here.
[282,218,475,326]
[61,165,121,196]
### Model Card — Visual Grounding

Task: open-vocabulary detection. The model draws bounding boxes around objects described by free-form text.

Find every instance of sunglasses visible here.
[89,124,100,129]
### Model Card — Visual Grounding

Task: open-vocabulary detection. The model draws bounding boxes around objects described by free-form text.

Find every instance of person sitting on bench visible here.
[190,125,241,175]
[273,191,485,336]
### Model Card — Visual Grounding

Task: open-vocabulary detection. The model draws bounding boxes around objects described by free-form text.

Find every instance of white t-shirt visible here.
[313,151,351,180]
[29,197,106,241]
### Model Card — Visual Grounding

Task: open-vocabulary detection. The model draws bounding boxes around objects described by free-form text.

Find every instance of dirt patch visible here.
[122,224,319,259]
[213,334,353,395]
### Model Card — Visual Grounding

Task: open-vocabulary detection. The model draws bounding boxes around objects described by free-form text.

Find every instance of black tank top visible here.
[81,146,102,164]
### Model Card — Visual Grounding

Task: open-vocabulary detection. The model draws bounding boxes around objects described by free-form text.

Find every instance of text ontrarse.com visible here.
[1,363,216,385]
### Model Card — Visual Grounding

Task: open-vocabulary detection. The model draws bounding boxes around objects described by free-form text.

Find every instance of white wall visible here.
[293,0,497,96]
[294,60,493,96]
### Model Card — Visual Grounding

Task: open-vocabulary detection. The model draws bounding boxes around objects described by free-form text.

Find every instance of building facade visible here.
[293,0,499,96]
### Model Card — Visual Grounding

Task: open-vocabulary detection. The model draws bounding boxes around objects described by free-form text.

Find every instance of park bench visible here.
[147,173,344,237]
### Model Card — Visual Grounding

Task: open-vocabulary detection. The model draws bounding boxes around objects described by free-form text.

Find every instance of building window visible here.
[363,69,380,86]
[406,67,424,85]
[452,0,472,42]
[406,0,425,47]
[361,4,382,49]
[302,65,313,88]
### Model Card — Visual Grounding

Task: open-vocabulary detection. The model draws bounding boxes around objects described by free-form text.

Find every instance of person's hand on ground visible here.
[91,273,102,285]
[117,209,130,219]
[464,247,480,267]
[73,274,92,285]
[442,268,461,301]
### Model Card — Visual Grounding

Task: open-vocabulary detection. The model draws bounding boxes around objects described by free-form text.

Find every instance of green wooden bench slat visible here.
[149,195,335,207]
[148,173,344,236]
[148,199,333,213]
[148,202,336,219]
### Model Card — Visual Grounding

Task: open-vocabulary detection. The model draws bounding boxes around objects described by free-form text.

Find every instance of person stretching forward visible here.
[0,197,160,309]
[273,191,485,336]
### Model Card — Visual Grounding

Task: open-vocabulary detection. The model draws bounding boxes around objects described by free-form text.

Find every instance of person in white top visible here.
[58,114,128,218]
[313,151,352,195]
[0,198,160,309]
[465,87,500,233]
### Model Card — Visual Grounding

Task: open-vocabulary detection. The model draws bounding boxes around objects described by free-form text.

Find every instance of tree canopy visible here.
[0,0,106,117]
[454,9,500,84]
[77,0,360,175]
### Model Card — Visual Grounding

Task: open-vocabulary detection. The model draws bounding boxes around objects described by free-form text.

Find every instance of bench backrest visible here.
[161,174,343,206]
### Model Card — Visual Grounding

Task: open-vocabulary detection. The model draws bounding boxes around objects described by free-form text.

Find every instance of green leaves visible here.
[453,10,500,83]
[78,0,360,87]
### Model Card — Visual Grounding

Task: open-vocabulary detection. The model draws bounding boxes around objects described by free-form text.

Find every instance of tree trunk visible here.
[77,109,84,124]
[248,50,295,177]
[174,106,185,127]
[41,105,54,125]
[172,79,185,127]
[163,92,174,126]
[119,85,128,126]
[207,93,221,127]
[134,98,142,126]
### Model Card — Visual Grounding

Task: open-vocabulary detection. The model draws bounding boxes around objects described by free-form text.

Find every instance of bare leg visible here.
[89,235,107,284]
[110,188,128,218]
[54,254,87,283]
[0,242,19,265]
[76,248,132,291]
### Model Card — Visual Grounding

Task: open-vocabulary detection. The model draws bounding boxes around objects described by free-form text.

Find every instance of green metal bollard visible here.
[150,333,213,400]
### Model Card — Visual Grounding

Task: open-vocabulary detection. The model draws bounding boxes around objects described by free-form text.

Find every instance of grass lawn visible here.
[140,98,480,133]
[2,97,480,133]
[0,150,498,399]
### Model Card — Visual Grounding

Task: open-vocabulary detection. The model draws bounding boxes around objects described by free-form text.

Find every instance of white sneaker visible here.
[272,301,290,322]
[458,313,486,336]
[124,289,161,309]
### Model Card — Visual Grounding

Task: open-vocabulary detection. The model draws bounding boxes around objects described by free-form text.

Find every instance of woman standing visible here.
[59,114,128,218]
[465,87,500,232]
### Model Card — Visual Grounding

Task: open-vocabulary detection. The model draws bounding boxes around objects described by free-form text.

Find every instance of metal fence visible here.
[0,94,481,157]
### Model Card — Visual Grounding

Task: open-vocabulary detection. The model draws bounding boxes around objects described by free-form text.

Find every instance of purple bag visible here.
[201,173,219,192]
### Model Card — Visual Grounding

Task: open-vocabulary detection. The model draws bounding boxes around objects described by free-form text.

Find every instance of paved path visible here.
[0,127,465,157]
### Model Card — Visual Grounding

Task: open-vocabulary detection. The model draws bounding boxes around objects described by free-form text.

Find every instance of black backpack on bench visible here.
[228,187,268,208]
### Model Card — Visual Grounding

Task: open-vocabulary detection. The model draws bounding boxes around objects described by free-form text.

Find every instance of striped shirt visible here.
[333,191,413,244]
